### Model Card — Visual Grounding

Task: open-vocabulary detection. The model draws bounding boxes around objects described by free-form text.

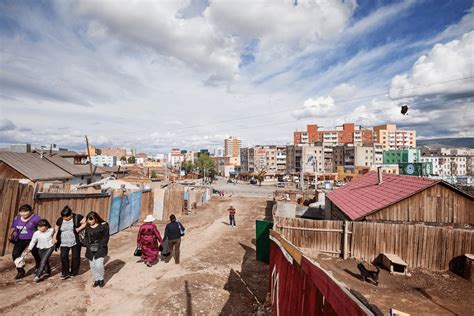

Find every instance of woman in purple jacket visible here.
[9,204,42,279]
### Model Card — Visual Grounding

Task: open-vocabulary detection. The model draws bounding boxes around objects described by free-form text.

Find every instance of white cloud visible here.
[389,31,474,99]
[292,96,335,119]
[331,83,358,100]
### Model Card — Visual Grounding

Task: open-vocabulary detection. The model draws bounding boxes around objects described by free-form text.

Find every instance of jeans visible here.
[229,215,236,226]
[168,238,181,264]
[12,239,40,274]
[60,245,81,276]
[36,247,54,277]
[89,257,104,281]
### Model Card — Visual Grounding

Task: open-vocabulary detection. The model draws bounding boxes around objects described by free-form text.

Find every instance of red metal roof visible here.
[327,172,438,220]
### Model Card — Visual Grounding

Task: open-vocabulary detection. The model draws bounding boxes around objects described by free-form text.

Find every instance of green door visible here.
[256,220,273,263]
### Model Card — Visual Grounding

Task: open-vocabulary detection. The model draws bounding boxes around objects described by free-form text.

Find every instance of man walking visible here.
[228,204,236,227]
[164,214,184,264]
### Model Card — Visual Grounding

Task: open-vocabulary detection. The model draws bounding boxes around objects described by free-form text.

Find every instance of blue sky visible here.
[0,0,473,153]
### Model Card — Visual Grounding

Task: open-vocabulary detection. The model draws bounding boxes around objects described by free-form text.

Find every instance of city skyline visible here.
[1,1,473,153]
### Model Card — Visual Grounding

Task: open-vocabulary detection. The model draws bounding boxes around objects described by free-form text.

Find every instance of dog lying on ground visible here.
[357,262,380,286]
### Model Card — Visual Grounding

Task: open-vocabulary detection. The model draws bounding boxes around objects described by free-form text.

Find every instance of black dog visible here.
[357,262,380,286]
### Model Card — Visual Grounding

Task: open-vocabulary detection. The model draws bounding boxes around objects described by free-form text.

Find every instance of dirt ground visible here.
[302,250,474,315]
[0,196,271,315]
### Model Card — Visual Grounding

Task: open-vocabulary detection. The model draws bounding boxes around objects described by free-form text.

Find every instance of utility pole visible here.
[300,158,304,191]
[85,135,93,179]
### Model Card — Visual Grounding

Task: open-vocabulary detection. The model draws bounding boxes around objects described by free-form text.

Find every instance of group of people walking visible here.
[9,201,236,289]
[9,204,109,288]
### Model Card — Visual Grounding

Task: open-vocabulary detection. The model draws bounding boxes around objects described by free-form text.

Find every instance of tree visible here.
[181,160,194,174]
[194,154,216,183]
[254,161,268,186]
[151,170,158,178]
[120,156,127,162]
[127,156,136,164]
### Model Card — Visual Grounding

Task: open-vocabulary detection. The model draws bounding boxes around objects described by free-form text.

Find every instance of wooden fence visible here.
[274,216,474,271]
[0,179,152,257]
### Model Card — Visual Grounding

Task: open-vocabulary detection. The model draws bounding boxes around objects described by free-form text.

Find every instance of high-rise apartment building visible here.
[293,123,372,146]
[224,136,242,157]
[373,124,416,150]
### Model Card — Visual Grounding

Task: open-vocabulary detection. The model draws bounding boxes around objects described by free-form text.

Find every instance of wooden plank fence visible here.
[0,179,153,257]
[274,216,474,271]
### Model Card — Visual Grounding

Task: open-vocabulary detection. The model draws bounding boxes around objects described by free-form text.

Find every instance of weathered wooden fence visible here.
[0,179,152,256]
[274,216,474,271]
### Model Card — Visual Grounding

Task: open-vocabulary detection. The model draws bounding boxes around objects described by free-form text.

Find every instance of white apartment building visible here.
[90,155,117,167]
[373,124,416,150]
[214,148,225,157]
[420,156,467,176]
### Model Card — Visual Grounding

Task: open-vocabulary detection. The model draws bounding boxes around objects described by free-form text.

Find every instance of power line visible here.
[170,93,473,136]
[176,76,474,131]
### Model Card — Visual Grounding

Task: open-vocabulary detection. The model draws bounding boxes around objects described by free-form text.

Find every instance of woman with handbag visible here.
[9,204,42,279]
[52,206,84,280]
[136,215,163,267]
[83,211,109,288]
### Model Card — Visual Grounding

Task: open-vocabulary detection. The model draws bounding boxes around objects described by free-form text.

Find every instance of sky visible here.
[0,0,473,153]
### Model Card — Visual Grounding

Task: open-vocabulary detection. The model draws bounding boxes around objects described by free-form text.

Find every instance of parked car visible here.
[249,178,257,185]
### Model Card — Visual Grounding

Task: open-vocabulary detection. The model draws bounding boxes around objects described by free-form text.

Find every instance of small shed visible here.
[326,172,473,225]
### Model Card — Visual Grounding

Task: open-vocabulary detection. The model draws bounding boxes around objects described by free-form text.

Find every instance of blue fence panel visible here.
[108,196,122,234]
[118,191,142,231]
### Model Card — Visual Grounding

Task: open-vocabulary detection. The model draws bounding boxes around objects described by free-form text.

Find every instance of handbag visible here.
[10,216,34,244]
[87,231,100,253]
[178,222,185,237]
[134,247,142,257]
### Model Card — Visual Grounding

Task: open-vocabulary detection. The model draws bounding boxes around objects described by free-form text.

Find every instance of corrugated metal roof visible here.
[0,152,73,181]
[326,172,438,220]
[42,154,103,176]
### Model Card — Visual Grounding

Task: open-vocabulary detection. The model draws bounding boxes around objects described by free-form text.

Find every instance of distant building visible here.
[214,148,225,157]
[224,136,242,164]
[87,146,101,155]
[101,147,127,157]
[10,143,31,153]
[334,143,384,171]
[90,155,117,167]
[420,156,467,176]
[373,124,416,150]
[383,149,420,164]
[294,123,373,146]
[168,148,184,168]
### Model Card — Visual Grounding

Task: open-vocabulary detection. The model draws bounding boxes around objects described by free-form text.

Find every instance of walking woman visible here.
[137,215,163,267]
[84,211,109,288]
[9,204,41,279]
[52,206,84,279]
[164,214,185,264]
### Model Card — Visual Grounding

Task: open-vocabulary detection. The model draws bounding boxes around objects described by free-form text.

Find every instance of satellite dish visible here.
[307,155,315,164]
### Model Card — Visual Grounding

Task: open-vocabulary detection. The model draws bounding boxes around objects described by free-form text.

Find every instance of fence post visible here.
[343,221,349,259]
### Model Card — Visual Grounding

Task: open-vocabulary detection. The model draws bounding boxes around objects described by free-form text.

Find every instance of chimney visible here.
[377,166,383,185]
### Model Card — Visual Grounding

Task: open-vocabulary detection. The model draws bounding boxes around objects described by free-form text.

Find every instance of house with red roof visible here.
[326,171,473,225]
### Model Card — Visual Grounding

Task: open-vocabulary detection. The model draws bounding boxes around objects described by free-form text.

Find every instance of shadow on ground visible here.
[220,243,270,315]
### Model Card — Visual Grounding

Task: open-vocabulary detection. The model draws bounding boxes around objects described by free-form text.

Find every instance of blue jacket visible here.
[164,221,184,240]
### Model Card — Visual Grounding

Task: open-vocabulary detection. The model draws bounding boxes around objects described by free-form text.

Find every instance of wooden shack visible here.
[326,171,473,225]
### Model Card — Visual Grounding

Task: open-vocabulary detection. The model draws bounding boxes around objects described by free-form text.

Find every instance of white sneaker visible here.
[33,276,40,283]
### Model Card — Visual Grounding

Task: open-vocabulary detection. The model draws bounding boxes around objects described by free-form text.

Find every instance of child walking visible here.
[27,219,54,282]
[228,204,236,227]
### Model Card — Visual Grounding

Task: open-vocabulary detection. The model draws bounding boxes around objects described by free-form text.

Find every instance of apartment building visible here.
[286,144,325,175]
[240,146,287,177]
[333,143,384,171]
[420,156,467,176]
[383,149,420,164]
[224,136,242,157]
[167,148,184,168]
[293,123,373,146]
[373,124,416,150]
[90,155,117,167]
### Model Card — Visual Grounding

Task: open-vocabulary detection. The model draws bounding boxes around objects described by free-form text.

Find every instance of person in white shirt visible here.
[27,219,54,282]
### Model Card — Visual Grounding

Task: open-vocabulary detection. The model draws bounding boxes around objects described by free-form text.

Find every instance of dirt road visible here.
[0,196,271,315]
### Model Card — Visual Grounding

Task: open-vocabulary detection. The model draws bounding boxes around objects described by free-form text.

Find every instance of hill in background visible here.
[418,138,474,148]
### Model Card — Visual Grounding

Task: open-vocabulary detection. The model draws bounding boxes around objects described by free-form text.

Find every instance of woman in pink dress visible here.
[137,215,163,267]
